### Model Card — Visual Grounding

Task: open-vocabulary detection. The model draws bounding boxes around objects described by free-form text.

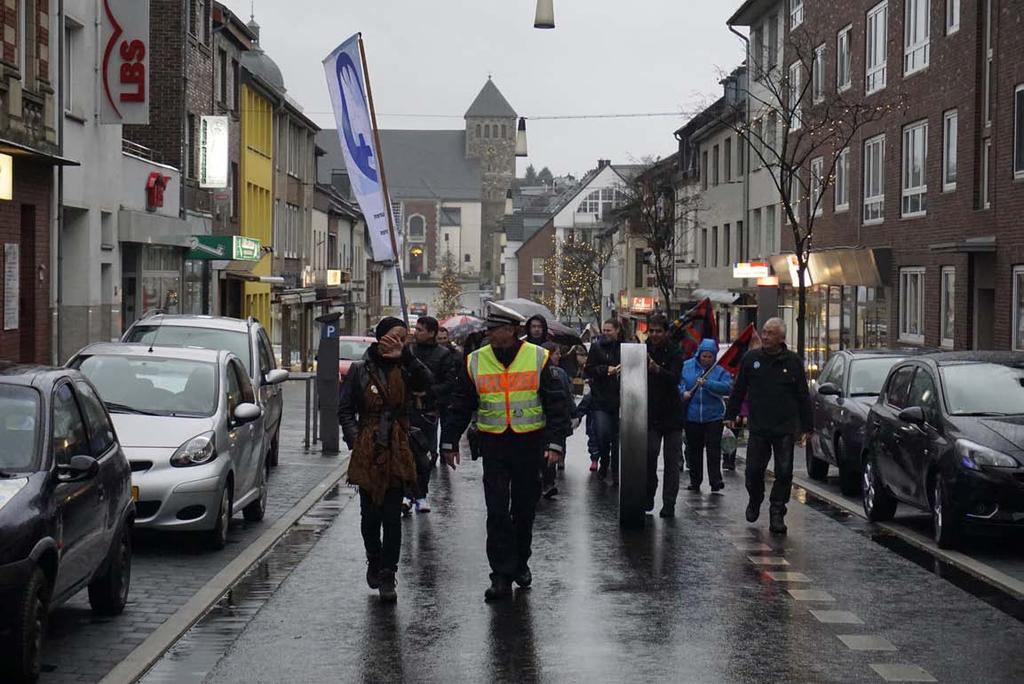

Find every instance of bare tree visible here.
[546,231,619,327]
[715,29,905,357]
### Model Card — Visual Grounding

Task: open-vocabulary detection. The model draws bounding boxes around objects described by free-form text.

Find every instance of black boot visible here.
[769,509,788,535]
[514,566,532,588]
[745,499,760,523]
[366,556,381,590]
[378,569,397,602]
[484,575,513,602]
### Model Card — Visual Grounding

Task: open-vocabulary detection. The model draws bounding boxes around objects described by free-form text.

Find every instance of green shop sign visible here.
[187,236,262,261]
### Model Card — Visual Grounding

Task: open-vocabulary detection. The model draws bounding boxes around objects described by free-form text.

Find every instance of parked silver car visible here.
[120,315,288,468]
[68,344,276,549]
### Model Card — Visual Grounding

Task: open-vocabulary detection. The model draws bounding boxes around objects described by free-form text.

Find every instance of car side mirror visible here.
[817,382,842,397]
[264,369,289,386]
[58,454,99,481]
[233,402,262,425]
[898,406,926,426]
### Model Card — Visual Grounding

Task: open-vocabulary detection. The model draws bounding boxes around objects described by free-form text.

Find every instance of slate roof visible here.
[464,79,517,119]
[316,129,482,201]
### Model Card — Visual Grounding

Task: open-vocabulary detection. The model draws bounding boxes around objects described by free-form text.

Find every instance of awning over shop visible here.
[929,236,995,253]
[770,248,891,287]
[276,288,316,305]
[224,271,285,285]
[692,288,740,304]
[0,137,79,166]
[118,209,194,247]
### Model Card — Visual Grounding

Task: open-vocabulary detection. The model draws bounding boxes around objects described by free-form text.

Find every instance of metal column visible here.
[618,342,648,527]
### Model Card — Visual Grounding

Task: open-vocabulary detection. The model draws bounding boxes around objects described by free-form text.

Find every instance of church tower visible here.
[465,78,517,288]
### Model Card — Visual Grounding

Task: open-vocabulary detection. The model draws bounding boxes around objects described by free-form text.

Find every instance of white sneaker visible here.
[401,498,413,516]
[415,498,431,513]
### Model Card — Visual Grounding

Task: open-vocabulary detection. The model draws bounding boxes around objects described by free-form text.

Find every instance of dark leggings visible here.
[359,487,404,571]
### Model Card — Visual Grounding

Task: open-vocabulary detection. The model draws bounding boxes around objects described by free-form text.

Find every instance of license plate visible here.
[131,486,139,502]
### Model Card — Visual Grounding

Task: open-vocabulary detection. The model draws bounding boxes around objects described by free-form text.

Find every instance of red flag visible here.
[718,323,761,377]
[671,298,719,360]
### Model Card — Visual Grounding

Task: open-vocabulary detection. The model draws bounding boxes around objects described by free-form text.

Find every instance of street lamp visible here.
[516,117,528,157]
[534,0,554,29]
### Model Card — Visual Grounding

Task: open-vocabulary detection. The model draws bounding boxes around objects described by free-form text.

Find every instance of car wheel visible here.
[862,452,897,522]
[243,464,268,523]
[3,566,50,684]
[88,525,132,615]
[836,437,861,496]
[806,436,829,482]
[205,485,233,550]
[268,429,280,468]
[932,475,961,550]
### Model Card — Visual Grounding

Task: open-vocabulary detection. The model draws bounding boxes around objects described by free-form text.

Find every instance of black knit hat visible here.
[375,316,406,340]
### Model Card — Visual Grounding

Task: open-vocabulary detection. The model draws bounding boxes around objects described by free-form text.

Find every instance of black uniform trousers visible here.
[745,433,796,514]
[480,430,545,580]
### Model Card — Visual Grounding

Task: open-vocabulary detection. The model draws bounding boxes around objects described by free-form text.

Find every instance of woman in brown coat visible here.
[339,317,432,602]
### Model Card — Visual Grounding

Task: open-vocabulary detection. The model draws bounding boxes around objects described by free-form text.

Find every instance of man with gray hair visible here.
[725,317,812,534]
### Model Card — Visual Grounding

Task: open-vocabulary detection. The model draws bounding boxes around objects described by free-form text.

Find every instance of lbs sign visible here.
[100,0,150,124]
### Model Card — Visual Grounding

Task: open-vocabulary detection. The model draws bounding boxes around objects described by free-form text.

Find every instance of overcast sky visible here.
[221,0,745,178]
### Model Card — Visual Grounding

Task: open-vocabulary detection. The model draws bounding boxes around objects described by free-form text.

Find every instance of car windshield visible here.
[848,357,903,396]
[941,363,1024,416]
[75,356,219,417]
[0,385,40,472]
[340,340,372,361]
[124,325,251,374]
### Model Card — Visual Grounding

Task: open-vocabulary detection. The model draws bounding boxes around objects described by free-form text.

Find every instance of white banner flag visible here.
[323,36,395,263]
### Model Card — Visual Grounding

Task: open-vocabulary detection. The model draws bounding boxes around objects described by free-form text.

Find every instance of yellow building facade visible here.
[241,84,274,331]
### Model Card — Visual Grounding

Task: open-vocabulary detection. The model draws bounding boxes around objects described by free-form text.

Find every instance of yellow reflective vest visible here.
[468,342,549,434]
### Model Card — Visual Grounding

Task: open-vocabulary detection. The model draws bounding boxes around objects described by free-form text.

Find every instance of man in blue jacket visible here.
[679,338,733,493]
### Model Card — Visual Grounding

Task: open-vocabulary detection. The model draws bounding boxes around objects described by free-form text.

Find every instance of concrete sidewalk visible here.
[198,430,1024,683]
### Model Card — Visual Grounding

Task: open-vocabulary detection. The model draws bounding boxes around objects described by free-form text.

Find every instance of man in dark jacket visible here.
[725,317,812,535]
[441,310,571,601]
[644,313,685,517]
[407,316,457,513]
[338,317,433,601]
[525,314,549,346]
[584,319,623,481]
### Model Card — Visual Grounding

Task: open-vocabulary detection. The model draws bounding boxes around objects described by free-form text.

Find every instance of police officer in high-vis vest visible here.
[441,309,571,602]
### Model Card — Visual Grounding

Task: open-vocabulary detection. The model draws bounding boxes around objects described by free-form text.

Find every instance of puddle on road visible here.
[795,484,1024,623]
[139,485,349,684]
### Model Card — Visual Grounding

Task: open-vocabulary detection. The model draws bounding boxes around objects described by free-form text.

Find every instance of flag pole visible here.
[358,34,408,324]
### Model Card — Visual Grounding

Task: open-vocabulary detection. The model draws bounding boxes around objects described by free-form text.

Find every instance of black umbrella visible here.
[488,299,583,345]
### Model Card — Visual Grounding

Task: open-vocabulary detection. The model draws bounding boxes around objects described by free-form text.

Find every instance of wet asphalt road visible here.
[199,431,1024,683]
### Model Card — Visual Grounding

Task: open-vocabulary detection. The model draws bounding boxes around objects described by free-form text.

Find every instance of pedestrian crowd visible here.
[339,311,810,603]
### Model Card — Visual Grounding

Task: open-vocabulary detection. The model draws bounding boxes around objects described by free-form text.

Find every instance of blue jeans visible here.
[592,409,619,475]
[585,413,600,460]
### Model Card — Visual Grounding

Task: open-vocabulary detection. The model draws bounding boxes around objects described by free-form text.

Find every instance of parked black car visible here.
[808,349,932,495]
[0,364,135,683]
[862,352,1024,549]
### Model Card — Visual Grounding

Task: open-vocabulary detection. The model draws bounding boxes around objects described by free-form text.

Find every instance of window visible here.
[575,188,627,218]
[943,110,958,190]
[810,157,824,216]
[501,124,507,138]
[940,266,955,347]
[899,267,925,343]
[764,205,777,255]
[440,207,461,226]
[724,224,732,265]
[287,125,304,177]
[767,15,779,70]
[765,113,778,160]
[788,174,801,224]
[983,0,992,126]
[837,25,852,91]
[19,0,36,87]
[835,147,850,211]
[231,59,240,111]
[886,365,915,408]
[712,145,720,186]
[737,136,745,176]
[751,208,762,258]
[1015,86,1024,178]
[737,220,744,261]
[218,48,228,104]
[186,113,196,179]
[901,120,928,216]
[752,26,765,75]
[230,162,239,219]
[75,382,116,456]
[904,0,930,75]
[63,19,83,114]
[408,245,424,275]
[711,226,719,267]
[908,369,939,417]
[52,383,88,465]
[475,124,481,138]
[866,2,888,94]
[484,125,490,139]
[635,248,645,288]
[701,150,709,190]
[1014,267,1024,350]
[946,0,960,34]
[532,258,545,286]
[863,134,885,223]
[981,139,991,209]
[812,44,826,103]
[700,228,708,266]
[788,62,802,130]
[407,215,425,242]
[790,0,803,29]
[751,119,763,169]
[724,138,732,182]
